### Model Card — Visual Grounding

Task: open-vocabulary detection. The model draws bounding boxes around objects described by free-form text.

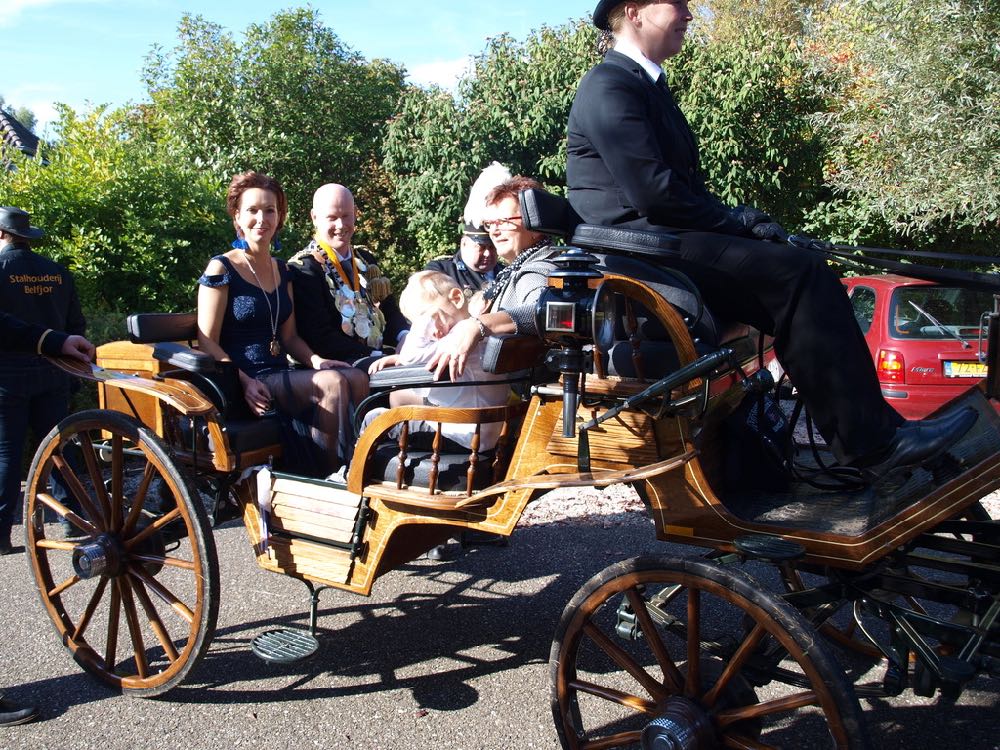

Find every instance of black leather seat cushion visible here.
[218,417,282,455]
[572,224,681,256]
[127,312,197,343]
[367,442,498,493]
[178,415,282,459]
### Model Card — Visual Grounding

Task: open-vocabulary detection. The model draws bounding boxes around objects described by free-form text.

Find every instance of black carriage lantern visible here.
[535,249,609,438]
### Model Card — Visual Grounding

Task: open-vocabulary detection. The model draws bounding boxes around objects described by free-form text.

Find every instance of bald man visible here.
[288,184,408,363]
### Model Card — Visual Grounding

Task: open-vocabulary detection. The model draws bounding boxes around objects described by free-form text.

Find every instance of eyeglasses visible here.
[482,215,522,231]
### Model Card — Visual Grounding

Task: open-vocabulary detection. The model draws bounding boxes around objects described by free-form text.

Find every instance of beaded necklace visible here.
[482,238,553,310]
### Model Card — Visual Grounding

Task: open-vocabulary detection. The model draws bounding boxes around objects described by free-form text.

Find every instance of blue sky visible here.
[2,0,592,135]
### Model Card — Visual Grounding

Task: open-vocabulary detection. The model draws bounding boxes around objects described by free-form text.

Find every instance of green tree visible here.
[803,0,1000,250]
[667,19,827,225]
[384,19,598,266]
[143,8,405,252]
[0,104,228,318]
[0,94,38,133]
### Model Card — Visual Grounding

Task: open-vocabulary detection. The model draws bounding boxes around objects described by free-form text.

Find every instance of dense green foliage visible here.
[143,7,405,251]
[0,105,228,317]
[803,0,1000,250]
[667,20,827,227]
[384,20,598,267]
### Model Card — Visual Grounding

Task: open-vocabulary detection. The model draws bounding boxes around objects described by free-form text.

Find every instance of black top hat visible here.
[463,221,493,246]
[593,0,620,31]
[0,206,44,240]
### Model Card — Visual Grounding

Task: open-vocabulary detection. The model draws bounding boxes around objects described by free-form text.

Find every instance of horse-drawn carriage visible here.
[22,190,1000,748]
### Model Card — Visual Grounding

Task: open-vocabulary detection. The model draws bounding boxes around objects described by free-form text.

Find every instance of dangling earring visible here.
[272,233,282,252]
[231,235,249,251]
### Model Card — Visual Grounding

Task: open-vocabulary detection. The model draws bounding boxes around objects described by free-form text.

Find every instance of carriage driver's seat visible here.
[518,188,763,376]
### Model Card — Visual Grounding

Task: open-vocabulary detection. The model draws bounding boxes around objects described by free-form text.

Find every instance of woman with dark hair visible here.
[197,171,363,476]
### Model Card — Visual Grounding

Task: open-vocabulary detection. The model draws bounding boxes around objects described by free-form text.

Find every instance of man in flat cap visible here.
[0,206,86,553]
[565,1,974,478]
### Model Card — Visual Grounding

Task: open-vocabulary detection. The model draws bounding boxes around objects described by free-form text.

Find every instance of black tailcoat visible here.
[566,50,902,462]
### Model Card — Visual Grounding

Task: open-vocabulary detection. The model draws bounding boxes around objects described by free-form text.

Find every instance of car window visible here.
[849,287,876,334]
[890,286,994,339]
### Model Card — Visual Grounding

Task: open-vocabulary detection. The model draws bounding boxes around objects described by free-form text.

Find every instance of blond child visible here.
[363,271,509,449]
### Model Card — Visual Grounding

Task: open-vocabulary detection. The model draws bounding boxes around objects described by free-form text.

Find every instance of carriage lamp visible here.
[535,249,606,344]
[535,249,607,438]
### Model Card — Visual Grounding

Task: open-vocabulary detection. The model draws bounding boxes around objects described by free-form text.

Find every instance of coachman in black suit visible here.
[567,0,974,472]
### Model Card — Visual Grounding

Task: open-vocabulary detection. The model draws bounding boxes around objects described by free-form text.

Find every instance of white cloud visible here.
[406,56,474,92]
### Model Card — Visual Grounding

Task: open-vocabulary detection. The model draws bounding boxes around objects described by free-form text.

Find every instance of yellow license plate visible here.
[944,360,987,378]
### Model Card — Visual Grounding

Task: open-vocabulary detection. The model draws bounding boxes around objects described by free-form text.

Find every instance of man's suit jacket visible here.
[288,246,408,360]
[566,50,748,236]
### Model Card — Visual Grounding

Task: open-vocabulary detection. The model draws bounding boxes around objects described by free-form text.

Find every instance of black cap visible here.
[463,221,492,246]
[0,206,44,240]
[593,0,620,31]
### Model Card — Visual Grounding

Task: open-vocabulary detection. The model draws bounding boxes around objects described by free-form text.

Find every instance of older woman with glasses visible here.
[428,175,562,381]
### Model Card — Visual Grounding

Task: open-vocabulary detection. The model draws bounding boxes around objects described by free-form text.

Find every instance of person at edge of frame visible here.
[0,206,86,552]
[562,0,977,479]
[0,308,94,727]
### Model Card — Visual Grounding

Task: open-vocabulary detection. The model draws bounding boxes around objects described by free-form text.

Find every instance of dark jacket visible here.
[424,250,499,296]
[566,50,749,236]
[0,241,85,363]
[288,245,408,361]
[0,311,68,355]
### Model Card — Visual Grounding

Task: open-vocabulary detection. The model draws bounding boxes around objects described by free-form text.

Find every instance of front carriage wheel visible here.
[24,410,219,696]
[550,556,870,749]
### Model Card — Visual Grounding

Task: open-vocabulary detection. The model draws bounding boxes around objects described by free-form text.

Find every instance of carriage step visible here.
[251,628,320,663]
[734,535,806,562]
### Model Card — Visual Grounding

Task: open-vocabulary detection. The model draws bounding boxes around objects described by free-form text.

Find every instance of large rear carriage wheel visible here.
[550,556,869,749]
[24,410,219,696]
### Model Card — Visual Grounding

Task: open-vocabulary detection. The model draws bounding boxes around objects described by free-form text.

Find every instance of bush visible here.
[0,105,229,314]
[803,0,1000,250]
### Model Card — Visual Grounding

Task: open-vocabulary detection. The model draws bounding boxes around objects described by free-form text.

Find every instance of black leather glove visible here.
[730,205,772,232]
[751,221,789,243]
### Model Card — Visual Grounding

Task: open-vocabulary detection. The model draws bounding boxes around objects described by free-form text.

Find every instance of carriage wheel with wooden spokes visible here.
[24,409,219,697]
[550,556,870,749]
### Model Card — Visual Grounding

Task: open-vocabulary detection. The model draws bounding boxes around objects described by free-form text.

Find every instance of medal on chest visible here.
[317,240,387,345]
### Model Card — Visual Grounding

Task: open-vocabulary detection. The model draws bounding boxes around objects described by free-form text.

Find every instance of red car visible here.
[843,274,995,419]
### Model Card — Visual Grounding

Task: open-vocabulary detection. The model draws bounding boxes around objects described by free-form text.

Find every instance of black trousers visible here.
[667,230,903,463]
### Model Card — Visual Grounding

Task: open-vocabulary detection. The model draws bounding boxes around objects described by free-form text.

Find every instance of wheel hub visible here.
[641,697,715,749]
[72,535,124,579]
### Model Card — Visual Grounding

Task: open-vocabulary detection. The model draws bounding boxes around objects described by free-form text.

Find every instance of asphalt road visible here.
[0,506,997,750]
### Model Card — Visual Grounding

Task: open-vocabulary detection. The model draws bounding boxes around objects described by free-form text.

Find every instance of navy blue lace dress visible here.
[199,254,335,476]
[199,255,291,378]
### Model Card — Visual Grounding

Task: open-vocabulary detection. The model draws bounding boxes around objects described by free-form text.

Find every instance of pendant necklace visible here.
[245,252,282,357]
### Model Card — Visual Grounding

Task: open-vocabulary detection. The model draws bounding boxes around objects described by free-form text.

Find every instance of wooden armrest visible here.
[348,403,518,493]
